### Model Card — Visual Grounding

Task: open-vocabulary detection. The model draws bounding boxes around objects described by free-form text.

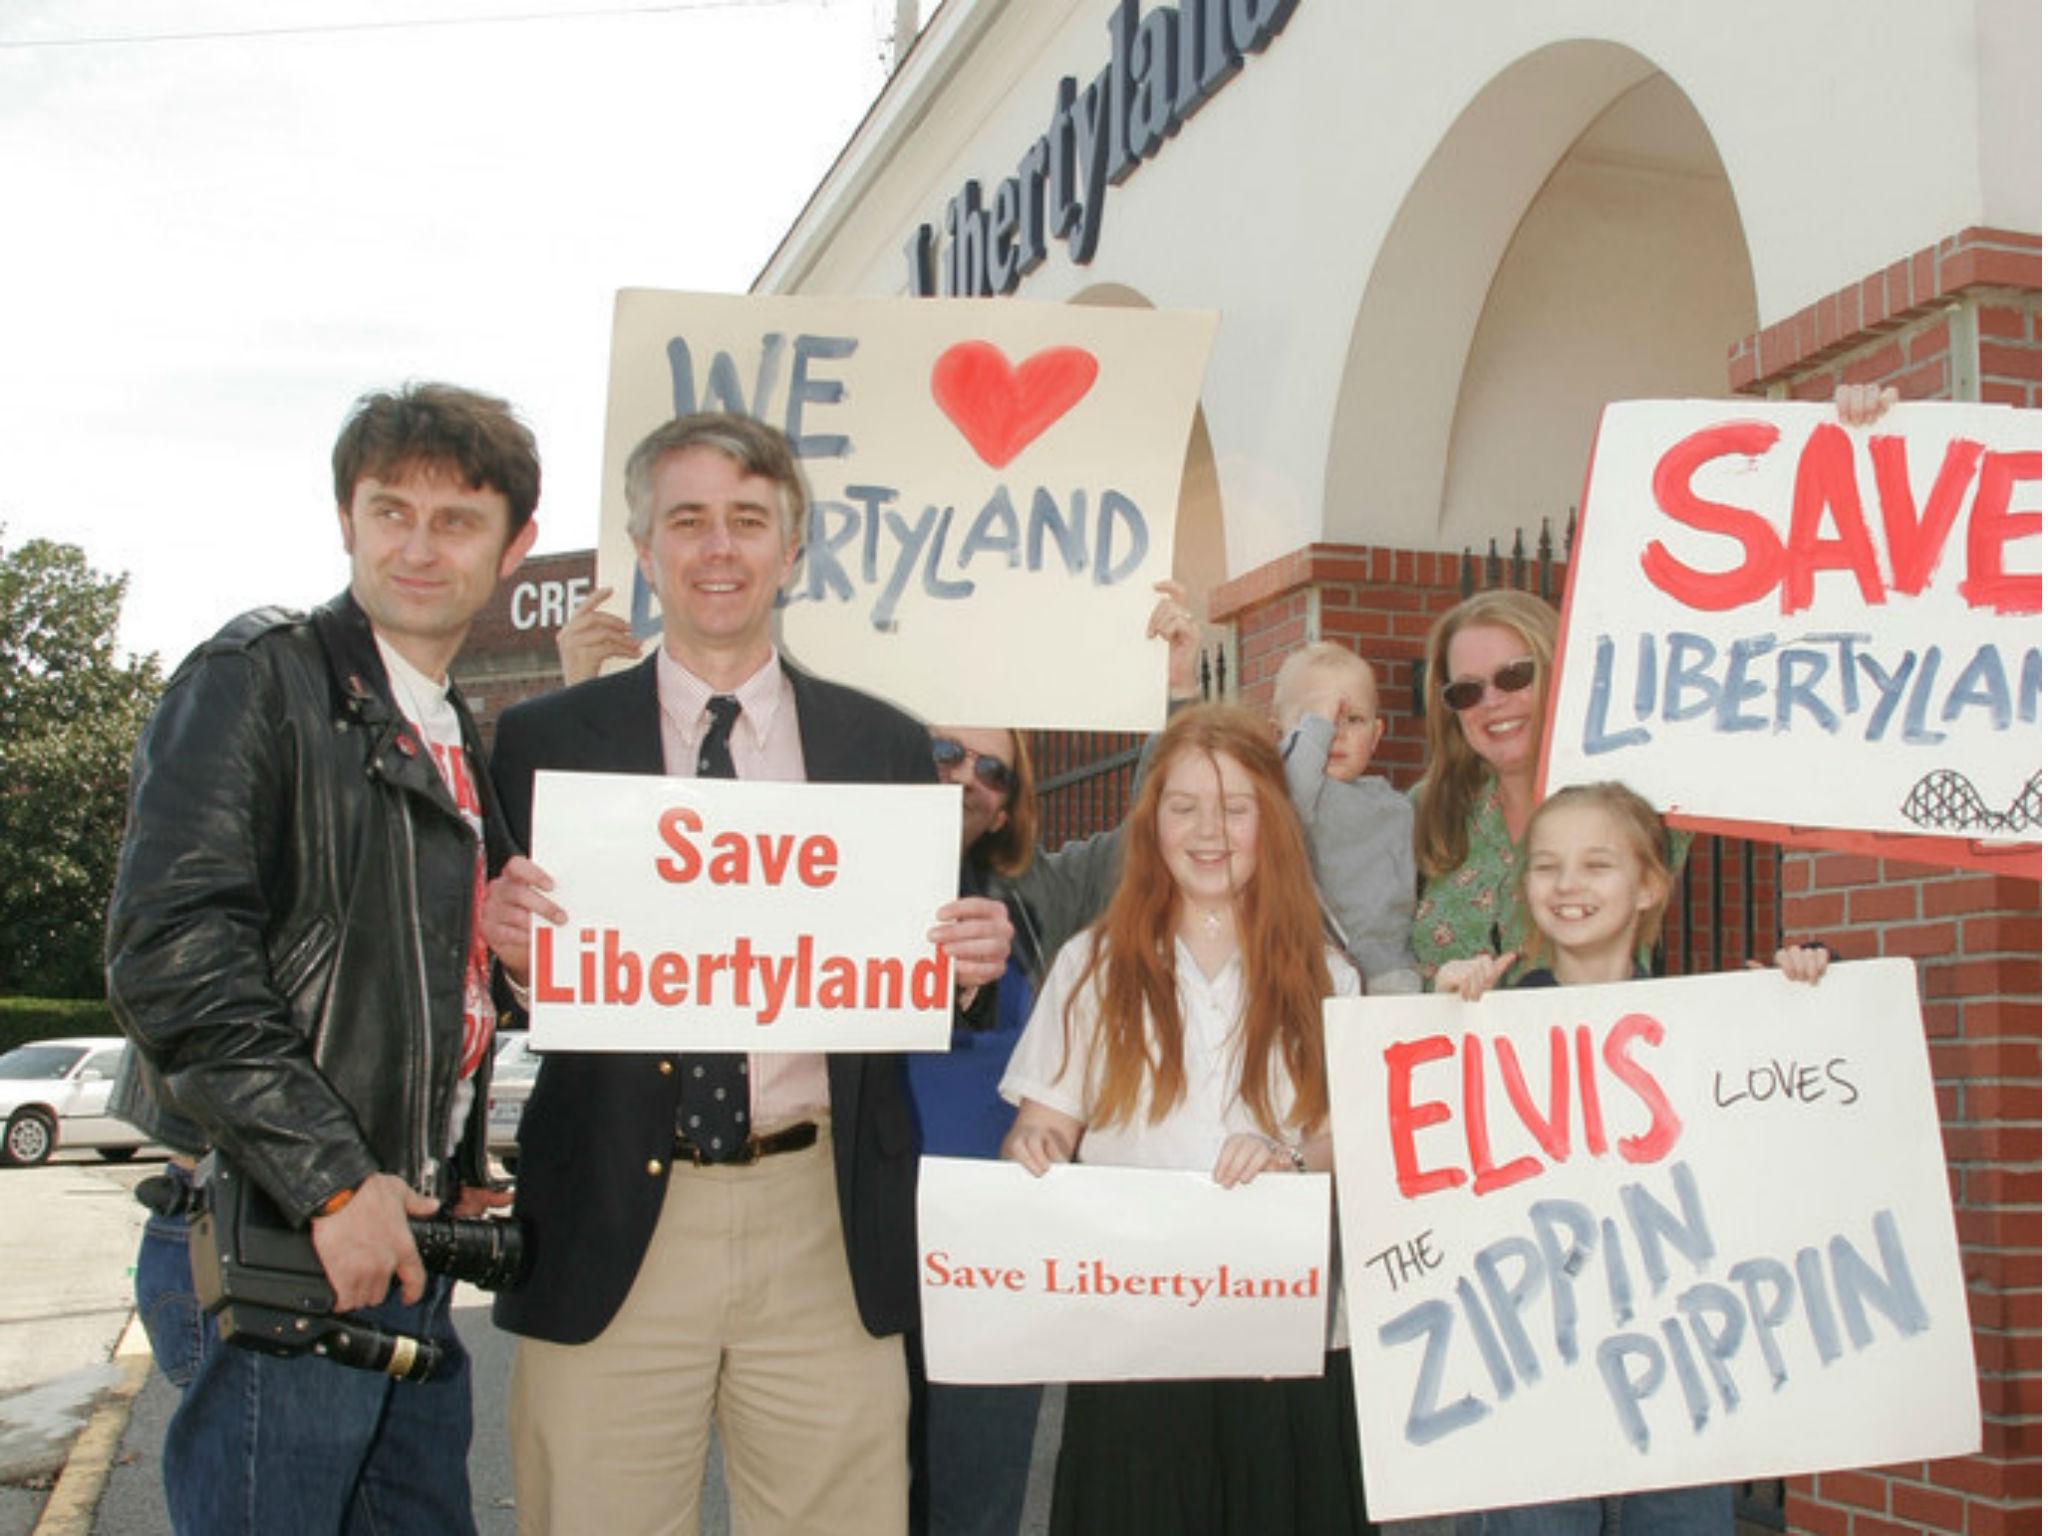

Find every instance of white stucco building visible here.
[760,0,2040,608]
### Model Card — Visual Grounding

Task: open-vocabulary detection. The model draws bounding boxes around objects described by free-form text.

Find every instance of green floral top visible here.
[1409,778,1692,980]
[1411,779,1522,979]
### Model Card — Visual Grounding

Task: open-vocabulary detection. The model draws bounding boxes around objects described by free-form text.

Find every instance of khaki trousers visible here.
[509,1125,907,1535]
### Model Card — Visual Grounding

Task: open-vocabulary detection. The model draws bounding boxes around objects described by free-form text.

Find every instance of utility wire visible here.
[0,0,820,51]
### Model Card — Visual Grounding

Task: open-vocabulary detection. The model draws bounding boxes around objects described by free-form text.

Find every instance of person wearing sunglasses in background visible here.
[1409,587,1571,983]
[905,581,1201,1536]
[1410,587,1690,989]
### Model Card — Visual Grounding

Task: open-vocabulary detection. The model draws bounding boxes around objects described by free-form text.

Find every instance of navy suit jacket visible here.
[488,654,934,1343]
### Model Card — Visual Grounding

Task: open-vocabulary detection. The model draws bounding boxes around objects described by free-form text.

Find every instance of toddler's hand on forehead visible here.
[1300,687,1344,723]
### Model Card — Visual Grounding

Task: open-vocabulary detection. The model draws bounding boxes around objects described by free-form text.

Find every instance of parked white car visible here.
[0,1037,148,1167]
[488,1033,541,1167]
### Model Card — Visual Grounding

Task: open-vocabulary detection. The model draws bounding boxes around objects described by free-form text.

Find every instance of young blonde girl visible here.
[1000,703,1370,1535]
[1435,781,1827,1536]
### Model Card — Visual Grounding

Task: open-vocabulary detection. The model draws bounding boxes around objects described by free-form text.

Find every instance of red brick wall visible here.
[1728,228,2042,408]
[1728,225,2044,1536]
[1778,863,2043,1536]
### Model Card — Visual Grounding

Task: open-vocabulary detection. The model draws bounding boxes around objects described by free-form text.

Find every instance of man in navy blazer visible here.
[481,413,1010,1536]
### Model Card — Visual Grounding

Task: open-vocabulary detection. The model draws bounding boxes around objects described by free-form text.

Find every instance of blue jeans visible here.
[1457,1486,1732,1536]
[906,1323,1042,1536]
[925,1380,1043,1536]
[135,1197,477,1536]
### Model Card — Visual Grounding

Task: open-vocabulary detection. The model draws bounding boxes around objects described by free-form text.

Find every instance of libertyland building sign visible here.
[904,0,1301,295]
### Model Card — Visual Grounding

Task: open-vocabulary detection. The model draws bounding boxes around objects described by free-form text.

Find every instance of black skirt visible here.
[1048,1350,1374,1536]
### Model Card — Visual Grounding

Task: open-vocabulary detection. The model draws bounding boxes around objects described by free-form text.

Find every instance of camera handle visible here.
[214,1300,445,1383]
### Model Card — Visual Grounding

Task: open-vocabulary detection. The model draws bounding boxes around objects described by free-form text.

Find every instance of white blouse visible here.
[999,932,1359,1172]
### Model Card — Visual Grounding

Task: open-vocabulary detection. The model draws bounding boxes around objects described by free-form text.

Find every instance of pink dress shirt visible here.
[655,647,831,1127]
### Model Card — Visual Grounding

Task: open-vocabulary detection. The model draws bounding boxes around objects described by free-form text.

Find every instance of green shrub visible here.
[0,996,119,1056]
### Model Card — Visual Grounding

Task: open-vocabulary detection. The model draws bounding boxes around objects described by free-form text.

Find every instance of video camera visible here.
[189,1153,529,1382]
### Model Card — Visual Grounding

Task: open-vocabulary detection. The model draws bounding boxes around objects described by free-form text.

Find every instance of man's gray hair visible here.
[622,412,807,550]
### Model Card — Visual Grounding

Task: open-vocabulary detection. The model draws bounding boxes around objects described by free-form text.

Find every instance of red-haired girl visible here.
[1000,702,1370,1535]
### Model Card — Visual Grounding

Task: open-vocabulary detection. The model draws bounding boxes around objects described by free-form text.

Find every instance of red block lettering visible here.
[654,807,702,883]
[1496,1027,1572,1162]
[1871,434,1984,597]
[1385,1036,1463,1198]
[1603,1013,1681,1163]
[1641,421,1787,611]
[1784,424,1887,615]
[1466,1034,1543,1196]
[1960,450,2043,615]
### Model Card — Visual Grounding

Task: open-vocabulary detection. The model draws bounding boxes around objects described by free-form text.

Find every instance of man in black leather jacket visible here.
[105,382,540,1536]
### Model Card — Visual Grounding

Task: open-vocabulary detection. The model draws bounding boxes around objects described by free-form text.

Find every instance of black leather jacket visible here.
[107,592,503,1225]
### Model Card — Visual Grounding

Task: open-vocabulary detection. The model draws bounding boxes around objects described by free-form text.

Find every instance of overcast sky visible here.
[0,0,931,664]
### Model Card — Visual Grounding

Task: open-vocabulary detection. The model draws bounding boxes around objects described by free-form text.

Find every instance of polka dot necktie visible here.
[678,695,748,1160]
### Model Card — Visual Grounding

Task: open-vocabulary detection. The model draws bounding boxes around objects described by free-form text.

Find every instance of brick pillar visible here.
[1727,227,2041,409]
[1732,227,2043,1536]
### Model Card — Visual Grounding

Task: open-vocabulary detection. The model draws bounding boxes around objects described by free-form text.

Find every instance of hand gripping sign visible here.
[1326,961,1978,1521]
[1545,400,2040,877]
[596,290,1217,731]
[524,770,959,1052]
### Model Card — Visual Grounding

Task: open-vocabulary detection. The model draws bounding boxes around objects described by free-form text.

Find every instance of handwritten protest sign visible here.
[1545,400,2041,877]
[1328,961,1978,1520]
[525,770,958,1052]
[917,1157,1331,1384]
[597,290,1217,730]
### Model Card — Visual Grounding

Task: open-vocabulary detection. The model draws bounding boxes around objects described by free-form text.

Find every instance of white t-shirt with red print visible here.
[377,638,494,1154]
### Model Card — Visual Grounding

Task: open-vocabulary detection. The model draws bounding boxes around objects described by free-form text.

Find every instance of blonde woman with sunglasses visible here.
[1411,589,1695,987]
[1409,589,1563,981]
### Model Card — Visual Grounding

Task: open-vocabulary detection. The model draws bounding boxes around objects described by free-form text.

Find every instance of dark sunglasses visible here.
[931,736,1015,796]
[1440,656,1538,712]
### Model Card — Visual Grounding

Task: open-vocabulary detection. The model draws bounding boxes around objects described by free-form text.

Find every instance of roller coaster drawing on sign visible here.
[1901,770,2043,836]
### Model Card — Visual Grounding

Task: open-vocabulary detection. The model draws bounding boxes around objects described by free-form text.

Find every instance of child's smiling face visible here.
[1156,748,1261,912]
[1523,802,1664,978]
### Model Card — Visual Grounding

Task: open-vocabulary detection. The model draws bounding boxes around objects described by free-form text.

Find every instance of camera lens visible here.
[407,1214,530,1291]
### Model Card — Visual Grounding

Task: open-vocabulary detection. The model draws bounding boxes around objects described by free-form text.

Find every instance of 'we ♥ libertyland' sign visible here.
[597,290,1217,730]
[1326,961,1978,1520]
[1546,399,2040,876]
[524,770,958,1053]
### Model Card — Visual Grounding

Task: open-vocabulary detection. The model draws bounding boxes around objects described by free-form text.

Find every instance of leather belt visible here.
[673,1120,819,1167]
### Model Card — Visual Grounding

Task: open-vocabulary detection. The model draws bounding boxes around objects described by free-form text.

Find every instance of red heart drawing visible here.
[930,341,1101,469]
